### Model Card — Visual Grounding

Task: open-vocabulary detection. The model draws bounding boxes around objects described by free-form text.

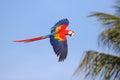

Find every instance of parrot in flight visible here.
[14,18,74,62]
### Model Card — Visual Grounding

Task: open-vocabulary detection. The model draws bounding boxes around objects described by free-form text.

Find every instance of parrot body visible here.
[14,19,74,62]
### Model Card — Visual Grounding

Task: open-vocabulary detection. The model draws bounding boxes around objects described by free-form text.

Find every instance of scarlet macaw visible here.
[14,19,74,62]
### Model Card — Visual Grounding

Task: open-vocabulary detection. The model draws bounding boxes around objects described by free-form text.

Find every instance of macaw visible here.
[14,18,74,62]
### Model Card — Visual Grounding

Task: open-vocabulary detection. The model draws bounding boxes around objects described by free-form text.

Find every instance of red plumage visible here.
[13,36,46,42]
[13,18,74,62]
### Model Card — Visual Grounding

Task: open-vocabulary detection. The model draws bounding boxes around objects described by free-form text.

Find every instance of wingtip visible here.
[55,18,69,26]
[58,59,65,62]
[58,57,66,62]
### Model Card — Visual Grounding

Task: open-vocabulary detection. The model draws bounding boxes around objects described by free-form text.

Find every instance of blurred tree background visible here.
[73,0,120,80]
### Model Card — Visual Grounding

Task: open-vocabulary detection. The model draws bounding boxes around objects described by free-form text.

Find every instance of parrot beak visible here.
[68,30,74,36]
[71,32,74,36]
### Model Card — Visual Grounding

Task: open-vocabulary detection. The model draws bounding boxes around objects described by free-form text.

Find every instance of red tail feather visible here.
[13,36,46,43]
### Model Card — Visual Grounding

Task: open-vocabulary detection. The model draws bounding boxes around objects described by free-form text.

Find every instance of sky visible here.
[0,0,114,80]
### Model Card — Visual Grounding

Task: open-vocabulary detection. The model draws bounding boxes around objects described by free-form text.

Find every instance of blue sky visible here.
[0,0,114,80]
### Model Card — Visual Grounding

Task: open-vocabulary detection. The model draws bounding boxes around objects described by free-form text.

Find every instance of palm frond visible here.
[114,6,120,16]
[98,24,120,53]
[88,12,120,53]
[73,50,120,80]
[114,0,120,16]
[88,12,120,27]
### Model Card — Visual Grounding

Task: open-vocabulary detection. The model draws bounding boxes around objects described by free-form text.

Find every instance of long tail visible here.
[13,36,49,43]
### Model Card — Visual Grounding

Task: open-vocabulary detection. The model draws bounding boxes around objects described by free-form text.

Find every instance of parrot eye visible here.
[68,30,74,36]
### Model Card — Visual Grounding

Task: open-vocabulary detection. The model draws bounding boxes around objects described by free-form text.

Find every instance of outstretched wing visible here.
[50,36,68,62]
[50,19,69,61]
[51,18,69,33]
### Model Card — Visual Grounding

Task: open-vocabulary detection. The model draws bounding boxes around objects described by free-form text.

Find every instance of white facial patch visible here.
[68,31,73,35]
[68,31,74,36]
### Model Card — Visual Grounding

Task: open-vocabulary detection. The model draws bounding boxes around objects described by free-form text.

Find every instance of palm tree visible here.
[73,50,120,80]
[73,0,120,80]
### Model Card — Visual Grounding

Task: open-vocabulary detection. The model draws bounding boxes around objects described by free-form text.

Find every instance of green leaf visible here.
[73,50,120,80]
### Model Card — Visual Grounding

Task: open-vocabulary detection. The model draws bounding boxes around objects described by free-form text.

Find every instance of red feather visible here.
[13,36,46,43]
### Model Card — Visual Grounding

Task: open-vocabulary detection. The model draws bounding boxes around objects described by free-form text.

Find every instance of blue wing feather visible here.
[49,18,69,61]
[51,18,69,33]
[54,18,69,27]
[50,36,68,62]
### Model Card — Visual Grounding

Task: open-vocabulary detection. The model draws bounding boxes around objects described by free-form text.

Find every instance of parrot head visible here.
[68,30,74,36]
